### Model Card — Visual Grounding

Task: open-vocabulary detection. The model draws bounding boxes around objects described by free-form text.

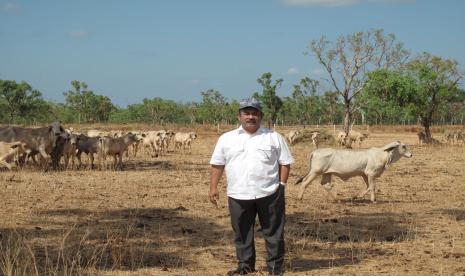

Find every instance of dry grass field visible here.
[1,124,465,275]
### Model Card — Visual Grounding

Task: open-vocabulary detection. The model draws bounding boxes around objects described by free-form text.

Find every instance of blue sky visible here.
[1,0,464,107]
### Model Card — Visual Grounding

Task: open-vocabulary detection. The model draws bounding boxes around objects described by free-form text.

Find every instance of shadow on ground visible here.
[285,211,416,272]
[0,206,227,274]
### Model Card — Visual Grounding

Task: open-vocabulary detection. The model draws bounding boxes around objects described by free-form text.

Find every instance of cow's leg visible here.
[298,172,319,200]
[117,153,123,170]
[357,175,371,199]
[76,151,83,169]
[360,175,378,203]
[70,152,75,170]
[63,154,69,170]
[321,174,338,202]
[112,155,117,170]
[90,153,96,170]
[368,176,377,202]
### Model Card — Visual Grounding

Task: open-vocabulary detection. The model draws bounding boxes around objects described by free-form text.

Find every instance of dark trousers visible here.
[228,185,285,274]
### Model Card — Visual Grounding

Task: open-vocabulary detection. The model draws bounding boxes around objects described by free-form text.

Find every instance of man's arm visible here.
[279,164,291,184]
[209,164,225,205]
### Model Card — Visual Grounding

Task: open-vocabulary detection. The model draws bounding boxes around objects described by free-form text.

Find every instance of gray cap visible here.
[239,97,262,112]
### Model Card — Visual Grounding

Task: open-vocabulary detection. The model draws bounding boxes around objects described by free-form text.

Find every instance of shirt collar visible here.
[237,125,263,135]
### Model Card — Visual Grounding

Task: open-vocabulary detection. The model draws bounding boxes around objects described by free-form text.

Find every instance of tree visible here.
[63,80,115,123]
[361,69,418,125]
[308,29,409,144]
[405,53,464,140]
[291,77,320,126]
[0,80,47,123]
[255,72,283,128]
[322,91,341,125]
[199,89,227,124]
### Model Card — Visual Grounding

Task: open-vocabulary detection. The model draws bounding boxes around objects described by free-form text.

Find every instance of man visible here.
[209,97,293,275]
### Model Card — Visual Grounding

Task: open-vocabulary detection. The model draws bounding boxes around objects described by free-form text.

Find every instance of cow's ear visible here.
[382,141,400,152]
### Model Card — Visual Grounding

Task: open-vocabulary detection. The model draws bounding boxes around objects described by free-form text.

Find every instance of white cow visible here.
[174,132,197,153]
[0,141,29,170]
[295,141,412,202]
[86,129,109,138]
[336,131,369,148]
[311,131,321,148]
[285,130,301,145]
[141,130,166,157]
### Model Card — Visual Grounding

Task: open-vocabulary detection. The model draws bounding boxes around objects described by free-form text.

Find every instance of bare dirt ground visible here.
[1,125,465,275]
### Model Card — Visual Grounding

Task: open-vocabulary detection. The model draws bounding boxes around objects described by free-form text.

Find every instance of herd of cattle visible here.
[0,122,198,171]
[1,122,464,202]
[285,129,370,148]
[417,129,465,145]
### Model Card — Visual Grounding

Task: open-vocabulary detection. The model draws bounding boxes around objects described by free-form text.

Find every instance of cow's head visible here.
[157,131,167,140]
[49,121,65,136]
[10,141,29,154]
[190,132,197,139]
[69,134,79,146]
[383,141,413,162]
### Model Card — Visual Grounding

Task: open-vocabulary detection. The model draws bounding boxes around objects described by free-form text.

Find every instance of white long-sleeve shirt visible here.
[210,126,294,200]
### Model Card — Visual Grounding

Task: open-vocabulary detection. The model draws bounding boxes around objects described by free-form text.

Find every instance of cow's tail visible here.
[295,152,314,185]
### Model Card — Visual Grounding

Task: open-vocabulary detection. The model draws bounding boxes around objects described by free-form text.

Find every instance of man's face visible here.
[237,107,262,134]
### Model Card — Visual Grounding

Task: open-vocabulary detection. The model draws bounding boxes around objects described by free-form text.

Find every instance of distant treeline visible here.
[1,72,464,127]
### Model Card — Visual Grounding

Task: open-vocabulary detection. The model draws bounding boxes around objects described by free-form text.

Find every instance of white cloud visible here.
[282,0,360,7]
[311,68,326,75]
[2,2,20,12]
[287,67,300,75]
[282,0,414,6]
[69,30,89,39]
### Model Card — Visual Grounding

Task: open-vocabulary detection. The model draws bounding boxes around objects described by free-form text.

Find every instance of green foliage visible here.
[362,53,465,133]
[405,53,464,136]
[0,79,53,124]
[198,89,227,124]
[291,77,322,125]
[361,69,418,124]
[63,80,116,123]
[255,72,283,127]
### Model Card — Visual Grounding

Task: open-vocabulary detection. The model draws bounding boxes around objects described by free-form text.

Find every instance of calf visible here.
[99,133,139,170]
[295,141,412,202]
[76,134,101,169]
[62,134,80,169]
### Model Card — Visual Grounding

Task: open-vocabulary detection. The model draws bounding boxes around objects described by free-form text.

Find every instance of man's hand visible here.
[209,164,224,208]
[209,186,219,206]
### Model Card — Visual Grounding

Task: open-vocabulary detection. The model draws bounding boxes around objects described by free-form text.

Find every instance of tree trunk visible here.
[421,116,432,143]
[342,103,352,148]
[343,102,351,131]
